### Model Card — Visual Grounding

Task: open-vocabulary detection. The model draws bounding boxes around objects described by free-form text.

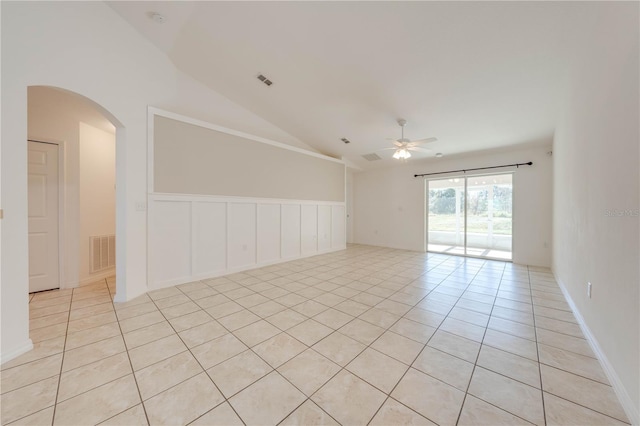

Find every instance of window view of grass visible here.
[428,214,512,234]
[428,185,513,235]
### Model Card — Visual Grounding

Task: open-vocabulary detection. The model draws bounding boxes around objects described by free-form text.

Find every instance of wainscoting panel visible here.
[227,203,257,269]
[332,205,346,248]
[192,201,227,276]
[257,204,281,264]
[150,201,192,285]
[281,204,301,259]
[148,195,345,289]
[318,205,331,252]
[301,205,318,255]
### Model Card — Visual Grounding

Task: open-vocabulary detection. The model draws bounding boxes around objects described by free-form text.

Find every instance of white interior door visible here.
[28,141,60,292]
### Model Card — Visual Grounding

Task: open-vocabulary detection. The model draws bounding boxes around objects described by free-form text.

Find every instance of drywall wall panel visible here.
[332,205,346,248]
[79,123,116,284]
[257,204,281,263]
[552,8,639,421]
[151,201,191,283]
[154,116,345,201]
[227,203,257,269]
[281,204,302,259]
[192,201,227,275]
[353,145,552,266]
[301,205,318,255]
[318,205,331,251]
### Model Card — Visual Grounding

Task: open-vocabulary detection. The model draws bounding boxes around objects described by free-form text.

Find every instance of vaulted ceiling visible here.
[109,1,607,169]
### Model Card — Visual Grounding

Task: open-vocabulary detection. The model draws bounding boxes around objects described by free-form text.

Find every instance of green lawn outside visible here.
[428,214,512,235]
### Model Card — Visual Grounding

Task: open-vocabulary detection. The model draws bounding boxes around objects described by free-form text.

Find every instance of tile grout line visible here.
[15,247,622,426]
[146,286,248,426]
[156,253,544,426]
[454,259,506,425]
[106,278,152,426]
[215,251,616,424]
[529,266,548,426]
[189,251,448,424]
[451,261,510,424]
[366,256,487,425]
[49,284,74,426]
[176,283,344,426]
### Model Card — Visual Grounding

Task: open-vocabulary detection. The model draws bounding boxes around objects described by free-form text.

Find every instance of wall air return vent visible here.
[257,74,273,86]
[90,235,115,273]
[362,153,382,161]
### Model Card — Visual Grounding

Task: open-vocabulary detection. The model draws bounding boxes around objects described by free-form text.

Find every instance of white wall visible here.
[79,123,116,283]
[552,4,639,422]
[1,2,319,363]
[147,111,346,289]
[153,115,345,201]
[353,145,553,267]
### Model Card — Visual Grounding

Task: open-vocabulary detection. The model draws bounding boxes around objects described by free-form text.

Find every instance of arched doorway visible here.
[27,86,126,303]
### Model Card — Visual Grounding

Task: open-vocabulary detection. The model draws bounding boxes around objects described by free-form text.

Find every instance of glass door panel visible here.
[427,178,465,255]
[427,173,512,260]
[466,174,512,260]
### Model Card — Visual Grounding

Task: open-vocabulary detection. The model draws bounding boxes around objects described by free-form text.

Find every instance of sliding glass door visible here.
[427,178,466,256]
[427,173,512,260]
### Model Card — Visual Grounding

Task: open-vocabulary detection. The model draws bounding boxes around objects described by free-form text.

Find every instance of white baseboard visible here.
[1,339,34,365]
[79,269,115,287]
[554,274,639,425]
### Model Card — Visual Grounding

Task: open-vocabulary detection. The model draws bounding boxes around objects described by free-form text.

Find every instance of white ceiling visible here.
[108,1,603,169]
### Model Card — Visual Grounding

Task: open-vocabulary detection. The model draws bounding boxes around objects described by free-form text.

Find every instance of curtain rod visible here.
[414,161,533,178]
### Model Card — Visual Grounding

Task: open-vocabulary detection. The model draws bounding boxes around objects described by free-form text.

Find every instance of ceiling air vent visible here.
[257,74,273,86]
[362,153,382,161]
[341,138,351,144]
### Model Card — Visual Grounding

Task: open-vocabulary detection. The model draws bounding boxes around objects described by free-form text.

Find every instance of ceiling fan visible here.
[383,119,438,160]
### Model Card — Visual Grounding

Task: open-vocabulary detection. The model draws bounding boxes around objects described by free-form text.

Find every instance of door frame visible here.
[28,139,66,292]
[425,171,515,262]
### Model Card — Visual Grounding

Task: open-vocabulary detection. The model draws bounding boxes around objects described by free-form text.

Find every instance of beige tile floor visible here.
[1,244,630,425]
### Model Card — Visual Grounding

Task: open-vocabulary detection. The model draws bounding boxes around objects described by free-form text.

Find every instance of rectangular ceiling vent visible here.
[257,74,273,86]
[341,138,351,144]
[362,153,382,161]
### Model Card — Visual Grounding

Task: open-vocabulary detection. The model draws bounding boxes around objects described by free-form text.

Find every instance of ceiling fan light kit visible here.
[392,148,411,159]
[385,118,438,160]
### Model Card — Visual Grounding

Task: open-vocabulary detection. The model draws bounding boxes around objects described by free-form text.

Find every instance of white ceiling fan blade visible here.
[409,137,438,145]
[378,147,400,151]
[409,147,433,154]
[392,141,404,147]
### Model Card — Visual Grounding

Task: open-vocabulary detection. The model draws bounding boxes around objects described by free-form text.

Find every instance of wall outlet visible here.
[587,282,592,298]
[135,201,146,212]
